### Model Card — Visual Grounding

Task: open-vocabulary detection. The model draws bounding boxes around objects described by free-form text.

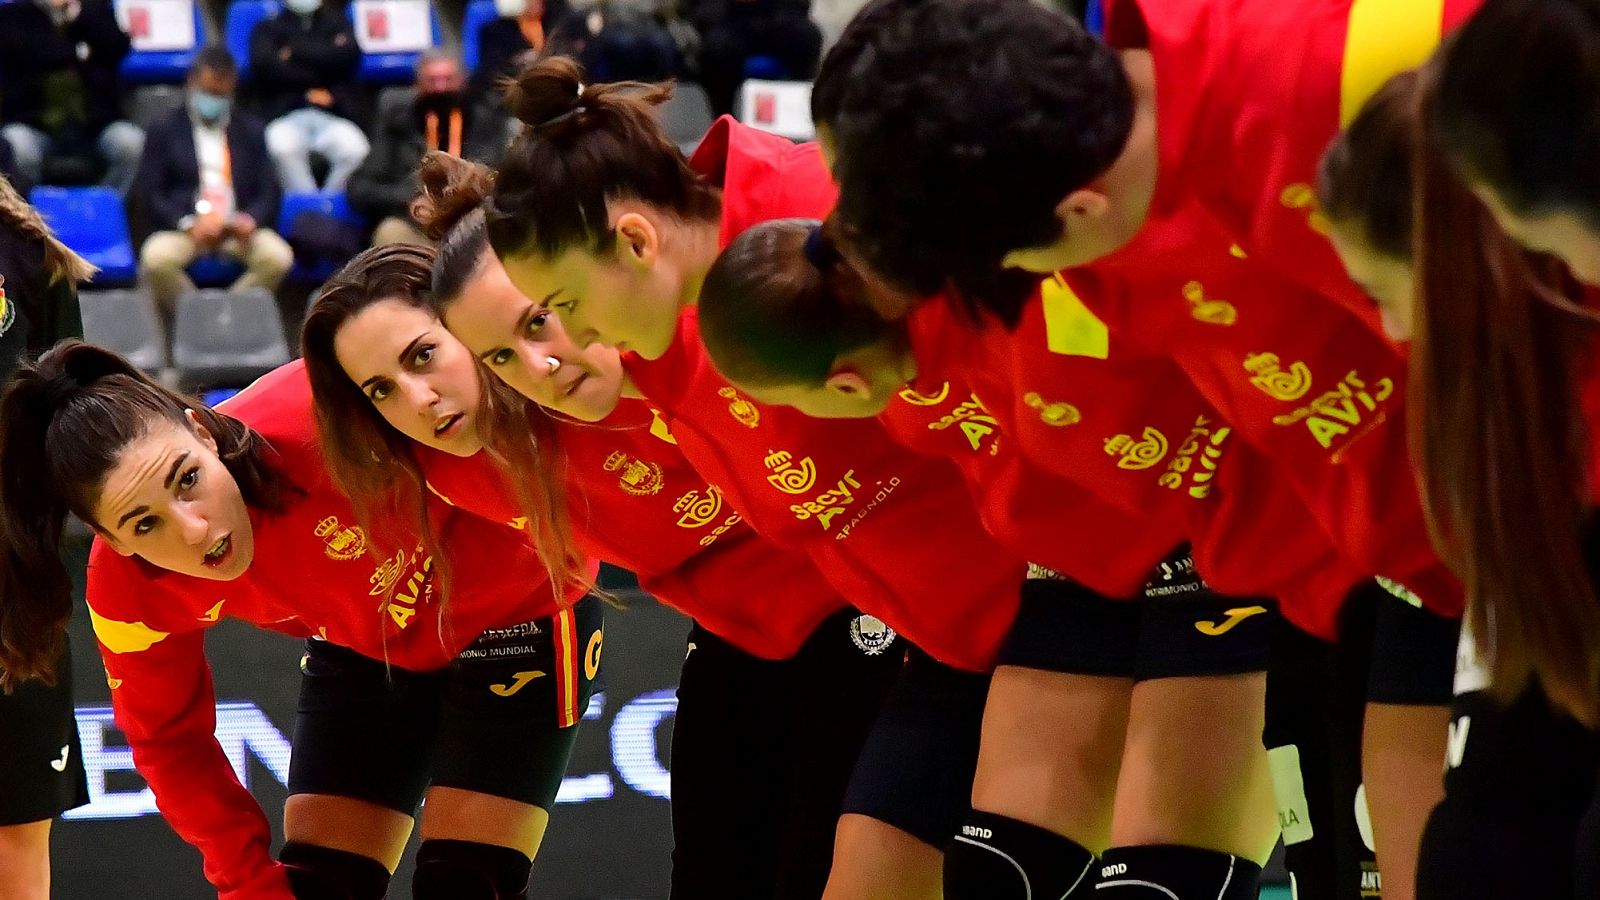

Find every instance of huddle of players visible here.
[2,0,1598,898]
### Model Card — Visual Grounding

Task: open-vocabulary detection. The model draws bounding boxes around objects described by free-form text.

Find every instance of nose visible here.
[517,344,559,382]
[176,504,211,548]
[399,375,440,412]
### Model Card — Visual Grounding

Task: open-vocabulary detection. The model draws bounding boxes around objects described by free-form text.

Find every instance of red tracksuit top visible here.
[417,397,850,660]
[620,118,1027,673]
[1045,0,1472,615]
[85,362,590,900]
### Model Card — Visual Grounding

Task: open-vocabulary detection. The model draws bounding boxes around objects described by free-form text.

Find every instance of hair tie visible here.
[42,372,81,408]
[534,103,587,130]
[802,226,840,271]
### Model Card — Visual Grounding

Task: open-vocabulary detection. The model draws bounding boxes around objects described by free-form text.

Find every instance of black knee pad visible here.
[279,841,391,900]
[944,810,1097,899]
[1095,845,1261,900]
[413,839,532,900]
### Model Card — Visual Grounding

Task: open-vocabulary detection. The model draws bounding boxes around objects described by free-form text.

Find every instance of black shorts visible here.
[287,596,604,814]
[1136,545,1275,680]
[0,642,88,825]
[1366,579,1460,705]
[841,647,990,849]
[997,572,1140,677]
[670,608,905,900]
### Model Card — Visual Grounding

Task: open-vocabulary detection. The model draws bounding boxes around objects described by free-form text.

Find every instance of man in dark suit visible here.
[250,0,369,193]
[134,47,292,323]
[350,51,510,246]
[0,0,143,194]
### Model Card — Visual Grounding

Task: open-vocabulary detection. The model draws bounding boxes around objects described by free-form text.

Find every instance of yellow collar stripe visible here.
[1340,0,1446,126]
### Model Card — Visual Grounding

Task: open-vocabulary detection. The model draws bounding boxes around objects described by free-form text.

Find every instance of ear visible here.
[184,408,219,454]
[1059,187,1110,228]
[613,212,661,270]
[822,368,872,398]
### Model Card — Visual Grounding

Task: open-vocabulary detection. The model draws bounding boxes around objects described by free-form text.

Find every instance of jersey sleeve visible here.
[90,601,294,899]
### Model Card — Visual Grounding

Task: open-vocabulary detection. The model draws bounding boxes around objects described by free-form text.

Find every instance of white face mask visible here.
[285,0,322,15]
[494,0,528,17]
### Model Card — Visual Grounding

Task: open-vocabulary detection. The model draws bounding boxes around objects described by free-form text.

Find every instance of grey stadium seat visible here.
[78,288,168,372]
[172,287,291,390]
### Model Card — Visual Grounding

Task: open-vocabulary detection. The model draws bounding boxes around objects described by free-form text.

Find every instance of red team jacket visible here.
[86,363,590,900]
[621,118,1028,673]
[1034,0,1477,617]
[418,397,853,660]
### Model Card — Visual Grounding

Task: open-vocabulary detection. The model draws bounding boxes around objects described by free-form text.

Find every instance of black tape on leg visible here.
[413,839,532,900]
[944,810,1097,899]
[1095,845,1262,900]
[279,841,391,900]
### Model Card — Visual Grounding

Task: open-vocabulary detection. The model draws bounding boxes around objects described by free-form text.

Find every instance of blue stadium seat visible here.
[349,1,443,84]
[188,254,247,286]
[276,191,367,281]
[1085,0,1104,35]
[743,55,789,80]
[226,0,281,81]
[29,187,138,285]
[116,0,206,84]
[460,0,497,74]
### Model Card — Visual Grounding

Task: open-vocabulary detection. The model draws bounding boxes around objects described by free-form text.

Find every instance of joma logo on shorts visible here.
[960,826,992,839]
[1101,863,1128,877]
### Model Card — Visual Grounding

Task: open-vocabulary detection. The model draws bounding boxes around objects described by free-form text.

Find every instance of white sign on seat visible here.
[737,79,816,142]
[352,0,432,53]
[114,0,196,52]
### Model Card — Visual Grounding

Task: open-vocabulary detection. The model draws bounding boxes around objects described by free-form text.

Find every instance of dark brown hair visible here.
[0,341,292,688]
[1412,69,1600,721]
[1434,0,1600,230]
[486,55,720,264]
[301,244,588,610]
[1318,70,1422,261]
[699,217,898,387]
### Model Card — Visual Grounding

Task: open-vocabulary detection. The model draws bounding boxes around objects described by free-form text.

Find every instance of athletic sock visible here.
[278,840,392,900]
[1094,844,1261,899]
[944,810,1097,898]
[413,838,533,900]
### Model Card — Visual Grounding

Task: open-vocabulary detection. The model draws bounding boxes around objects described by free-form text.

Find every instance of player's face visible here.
[496,215,685,361]
[93,414,255,580]
[1473,186,1600,287]
[1326,218,1416,341]
[335,298,486,456]
[447,251,627,422]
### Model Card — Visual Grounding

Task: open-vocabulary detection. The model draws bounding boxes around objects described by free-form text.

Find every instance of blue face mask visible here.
[191,91,231,124]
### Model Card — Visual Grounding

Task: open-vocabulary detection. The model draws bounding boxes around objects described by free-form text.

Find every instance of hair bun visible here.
[412,151,495,241]
[501,55,588,131]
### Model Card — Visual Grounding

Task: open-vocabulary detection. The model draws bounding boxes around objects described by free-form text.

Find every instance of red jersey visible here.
[616,118,1027,673]
[418,398,850,660]
[86,362,588,900]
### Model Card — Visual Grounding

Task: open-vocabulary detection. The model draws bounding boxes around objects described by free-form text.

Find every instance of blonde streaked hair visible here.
[0,174,97,286]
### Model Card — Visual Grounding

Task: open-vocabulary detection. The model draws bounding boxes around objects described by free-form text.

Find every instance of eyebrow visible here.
[116,504,151,529]
[163,453,189,489]
[359,333,428,391]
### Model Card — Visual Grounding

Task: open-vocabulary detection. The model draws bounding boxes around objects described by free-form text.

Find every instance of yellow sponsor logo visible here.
[1195,605,1270,636]
[489,670,546,697]
[1024,392,1081,427]
[1245,352,1314,402]
[898,382,951,406]
[1182,280,1238,327]
[764,450,818,494]
[673,485,724,528]
[1104,427,1169,470]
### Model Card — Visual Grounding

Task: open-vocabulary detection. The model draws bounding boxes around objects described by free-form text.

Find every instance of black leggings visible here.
[669,609,904,900]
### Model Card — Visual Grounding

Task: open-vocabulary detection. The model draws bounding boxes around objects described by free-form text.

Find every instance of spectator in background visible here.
[350,52,509,246]
[134,48,291,330]
[566,0,685,83]
[471,0,571,105]
[0,0,144,195]
[690,0,820,116]
[250,0,370,193]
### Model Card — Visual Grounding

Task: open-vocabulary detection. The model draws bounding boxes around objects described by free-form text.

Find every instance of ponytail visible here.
[1413,72,1600,722]
[487,55,720,263]
[0,341,290,688]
